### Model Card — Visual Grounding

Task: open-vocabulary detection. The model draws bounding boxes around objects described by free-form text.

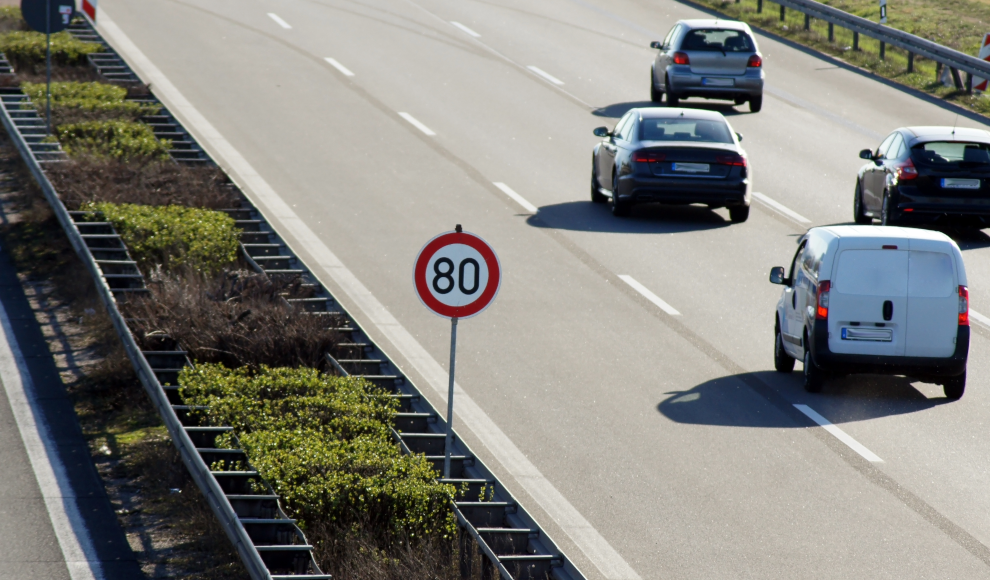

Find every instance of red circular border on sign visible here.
[413,231,501,319]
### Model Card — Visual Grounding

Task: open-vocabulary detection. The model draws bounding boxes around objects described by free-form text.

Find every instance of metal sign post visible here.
[20,0,77,135]
[413,225,501,480]
[45,0,50,136]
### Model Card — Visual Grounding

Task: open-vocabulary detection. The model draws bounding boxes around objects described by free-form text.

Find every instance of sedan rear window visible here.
[640,119,734,143]
[912,141,990,166]
[681,29,754,52]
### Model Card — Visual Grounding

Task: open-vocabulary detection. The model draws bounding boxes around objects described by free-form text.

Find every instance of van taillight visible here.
[959,286,969,326]
[673,52,690,65]
[816,281,830,320]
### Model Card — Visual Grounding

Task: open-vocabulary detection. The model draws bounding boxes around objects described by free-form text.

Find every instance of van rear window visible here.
[908,251,954,297]
[834,250,907,296]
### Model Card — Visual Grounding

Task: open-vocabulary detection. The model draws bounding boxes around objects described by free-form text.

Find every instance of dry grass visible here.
[125,269,342,369]
[45,155,240,209]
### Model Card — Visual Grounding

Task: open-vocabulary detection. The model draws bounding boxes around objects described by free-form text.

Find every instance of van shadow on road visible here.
[657,371,948,428]
[527,201,731,234]
[592,100,742,119]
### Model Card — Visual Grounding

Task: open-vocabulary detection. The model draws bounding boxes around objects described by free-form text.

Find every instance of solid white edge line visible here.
[398,112,436,136]
[324,57,354,77]
[969,308,990,329]
[527,65,564,85]
[752,192,811,224]
[95,11,640,580]
[793,404,883,462]
[493,182,538,213]
[266,12,292,29]
[617,275,681,316]
[0,294,102,579]
[450,21,481,37]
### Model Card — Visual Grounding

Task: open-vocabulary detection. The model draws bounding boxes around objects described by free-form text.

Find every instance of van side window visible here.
[802,236,828,280]
[789,241,805,284]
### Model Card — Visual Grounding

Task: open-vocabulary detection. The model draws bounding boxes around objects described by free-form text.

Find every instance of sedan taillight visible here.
[715,154,747,167]
[747,54,763,67]
[673,52,690,65]
[633,151,665,163]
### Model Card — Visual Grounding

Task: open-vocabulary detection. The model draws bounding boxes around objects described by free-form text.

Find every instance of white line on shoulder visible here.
[266,12,292,29]
[752,192,810,224]
[969,308,990,328]
[451,21,481,37]
[618,275,681,316]
[493,182,538,213]
[527,65,564,85]
[398,112,436,136]
[324,57,354,76]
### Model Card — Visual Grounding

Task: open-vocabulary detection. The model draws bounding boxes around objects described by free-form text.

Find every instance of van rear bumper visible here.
[810,320,968,378]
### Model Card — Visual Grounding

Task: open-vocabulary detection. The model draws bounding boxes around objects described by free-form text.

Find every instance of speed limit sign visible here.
[413,225,500,479]
[413,227,501,319]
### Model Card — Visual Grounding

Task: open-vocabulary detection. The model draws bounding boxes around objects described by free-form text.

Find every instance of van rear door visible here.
[828,247,908,356]
[905,240,958,358]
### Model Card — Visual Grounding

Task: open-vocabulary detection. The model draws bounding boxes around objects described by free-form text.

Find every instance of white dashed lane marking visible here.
[267,13,292,29]
[794,404,883,462]
[398,112,436,136]
[618,275,681,316]
[324,58,354,76]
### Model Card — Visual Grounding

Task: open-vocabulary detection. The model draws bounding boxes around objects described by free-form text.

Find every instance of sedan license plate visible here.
[941,178,981,189]
[841,327,892,342]
[702,78,734,87]
[672,162,710,173]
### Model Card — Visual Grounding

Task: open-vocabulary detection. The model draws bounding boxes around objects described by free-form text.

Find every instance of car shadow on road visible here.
[527,201,731,234]
[592,101,742,118]
[657,371,948,428]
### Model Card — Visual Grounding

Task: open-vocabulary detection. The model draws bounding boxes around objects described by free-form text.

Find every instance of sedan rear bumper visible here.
[617,174,750,208]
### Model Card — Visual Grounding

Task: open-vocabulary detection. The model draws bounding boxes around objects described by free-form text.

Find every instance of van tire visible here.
[803,348,824,393]
[943,372,966,400]
[729,205,750,223]
[854,180,872,224]
[774,326,795,373]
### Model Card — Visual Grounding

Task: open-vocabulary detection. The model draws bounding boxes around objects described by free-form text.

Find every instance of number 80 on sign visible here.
[413,230,501,319]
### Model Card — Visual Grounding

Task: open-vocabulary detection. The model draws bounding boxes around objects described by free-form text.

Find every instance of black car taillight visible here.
[716,154,747,167]
[633,151,665,163]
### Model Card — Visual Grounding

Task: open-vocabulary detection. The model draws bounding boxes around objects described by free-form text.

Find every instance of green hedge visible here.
[179,364,456,541]
[82,202,240,274]
[52,120,171,160]
[21,82,160,121]
[0,30,100,66]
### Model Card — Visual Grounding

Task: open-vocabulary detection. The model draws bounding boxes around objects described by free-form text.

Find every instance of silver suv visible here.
[650,20,765,112]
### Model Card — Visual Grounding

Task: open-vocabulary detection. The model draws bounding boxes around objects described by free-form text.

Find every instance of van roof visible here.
[815,225,955,245]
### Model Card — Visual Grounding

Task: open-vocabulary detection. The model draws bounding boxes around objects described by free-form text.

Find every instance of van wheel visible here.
[943,372,966,400]
[854,180,872,224]
[729,205,750,223]
[803,349,824,393]
[774,327,795,373]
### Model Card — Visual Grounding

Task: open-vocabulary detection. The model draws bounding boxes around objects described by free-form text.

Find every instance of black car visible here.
[591,107,751,221]
[854,126,990,226]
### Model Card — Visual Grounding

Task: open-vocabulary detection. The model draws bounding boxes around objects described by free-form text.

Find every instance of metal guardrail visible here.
[0,14,592,580]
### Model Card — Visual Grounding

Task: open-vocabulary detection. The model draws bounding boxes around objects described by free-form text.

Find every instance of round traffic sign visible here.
[413,229,500,319]
[21,0,76,34]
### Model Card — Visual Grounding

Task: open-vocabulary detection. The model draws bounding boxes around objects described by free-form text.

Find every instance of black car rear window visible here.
[640,118,734,143]
[912,142,990,166]
[681,29,754,52]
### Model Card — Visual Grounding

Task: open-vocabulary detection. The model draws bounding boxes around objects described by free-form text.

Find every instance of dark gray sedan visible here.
[650,19,765,112]
[591,108,751,221]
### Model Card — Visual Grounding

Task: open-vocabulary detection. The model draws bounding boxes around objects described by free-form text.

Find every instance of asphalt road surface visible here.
[98,0,990,577]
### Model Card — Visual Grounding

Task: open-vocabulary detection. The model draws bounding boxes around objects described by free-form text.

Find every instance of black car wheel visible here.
[665,76,680,107]
[749,94,763,113]
[944,371,966,400]
[803,347,823,393]
[774,324,795,373]
[854,180,872,224]
[880,191,897,226]
[729,205,750,223]
[650,68,662,103]
[611,173,630,217]
[591,160,606,203]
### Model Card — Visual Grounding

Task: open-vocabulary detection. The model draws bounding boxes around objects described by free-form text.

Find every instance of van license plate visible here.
[702,78,734,87]
[942,178,980,189]
[672,163,710,173]
[841,327,892,342]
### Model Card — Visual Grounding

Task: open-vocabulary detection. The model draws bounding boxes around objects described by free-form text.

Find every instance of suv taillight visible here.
[673,52,690,65]
[959,285,969,326]
[894,158,919,180]
[747,54,762,67]
[816,281,830,320]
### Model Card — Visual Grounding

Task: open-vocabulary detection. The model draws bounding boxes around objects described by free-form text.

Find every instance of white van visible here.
[769,226,969,398]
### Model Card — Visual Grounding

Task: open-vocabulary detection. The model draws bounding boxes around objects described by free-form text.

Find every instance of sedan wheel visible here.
[611,173,630,217]
[853,180,872,224]
[729,205,750,223]
[591,160,607,203]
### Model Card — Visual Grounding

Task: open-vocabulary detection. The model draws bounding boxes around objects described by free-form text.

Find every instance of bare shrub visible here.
[125,269,341,369]
[45,155,240,209]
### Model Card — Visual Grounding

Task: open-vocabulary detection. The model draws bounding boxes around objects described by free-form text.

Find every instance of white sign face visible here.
[424,243,490,308]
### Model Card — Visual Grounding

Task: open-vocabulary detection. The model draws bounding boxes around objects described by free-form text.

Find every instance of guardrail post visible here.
[907,51,914,73]
[459,525,472,579]
[757,0,763,13]
[879,41,885,60]
[950,67,963,90]
[780,5,785,20]
[828,22,834,42]
[966,72,973,94]
[804,14,810,30]
[853,31,859,51]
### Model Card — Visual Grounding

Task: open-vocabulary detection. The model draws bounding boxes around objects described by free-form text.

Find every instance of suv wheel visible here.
[665,76,680,107]
[774,325,795,373]
[803,347,823,393]
[944,371,966,400]
[729,205,750,223]
[854,180,872,224]
[611,173,630,217]
[591,161,606,203]
[749,94,763,113]
[650,68,663,103]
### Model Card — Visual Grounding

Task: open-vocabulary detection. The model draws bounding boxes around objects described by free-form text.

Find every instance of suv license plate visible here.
[942,178,980,189]
[702,78,734,87]
[672,162,710,173]
[841,327,892,342]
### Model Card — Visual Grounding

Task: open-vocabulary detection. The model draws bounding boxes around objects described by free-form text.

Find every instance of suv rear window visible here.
[912,141,990,166]
[640,118,734,143]
[681,29,754,52]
